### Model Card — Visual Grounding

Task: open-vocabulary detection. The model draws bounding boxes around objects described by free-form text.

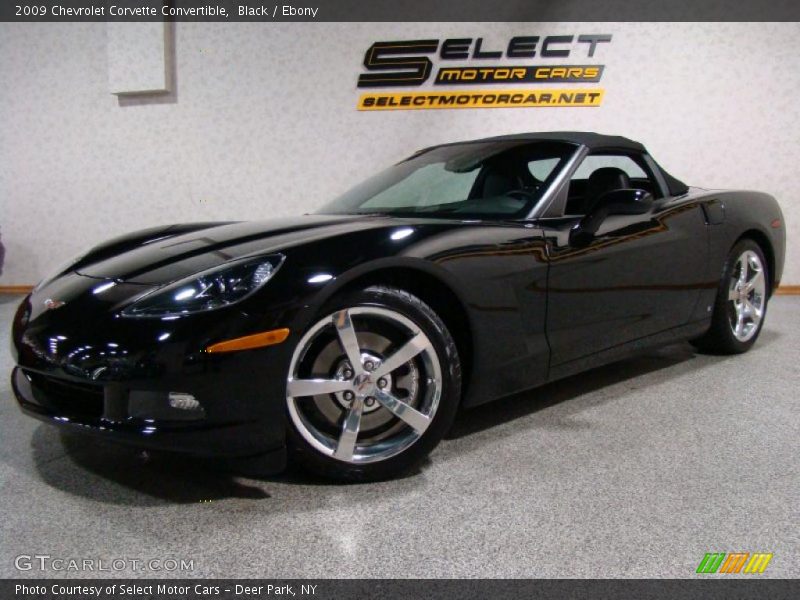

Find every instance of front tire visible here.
[692,239,769,354]
[285,286,461,481]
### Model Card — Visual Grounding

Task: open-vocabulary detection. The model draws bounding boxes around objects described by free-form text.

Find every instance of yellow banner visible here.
[358,88,604,110]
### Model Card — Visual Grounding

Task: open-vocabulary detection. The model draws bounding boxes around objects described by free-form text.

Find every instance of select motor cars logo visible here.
[696,552,773,574]
[356,34,610,111]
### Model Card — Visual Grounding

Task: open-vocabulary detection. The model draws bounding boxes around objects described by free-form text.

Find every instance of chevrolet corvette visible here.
[10,132,785,480]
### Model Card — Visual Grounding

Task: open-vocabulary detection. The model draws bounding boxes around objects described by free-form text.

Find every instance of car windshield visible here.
[318,140,576,219]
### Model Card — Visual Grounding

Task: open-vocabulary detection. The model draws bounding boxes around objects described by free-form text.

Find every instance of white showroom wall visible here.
[1,22,799,285]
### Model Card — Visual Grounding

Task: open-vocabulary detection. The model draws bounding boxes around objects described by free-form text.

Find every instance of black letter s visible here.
[358,40,438,88]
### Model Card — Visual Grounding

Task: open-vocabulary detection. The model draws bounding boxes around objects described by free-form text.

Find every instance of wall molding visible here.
[0,285,34,294]
[775,285,800,295]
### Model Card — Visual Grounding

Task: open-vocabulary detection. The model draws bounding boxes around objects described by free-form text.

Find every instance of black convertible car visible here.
[11,132,785,481]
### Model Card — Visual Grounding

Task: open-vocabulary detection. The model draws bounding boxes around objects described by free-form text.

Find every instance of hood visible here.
[75,214,386,285]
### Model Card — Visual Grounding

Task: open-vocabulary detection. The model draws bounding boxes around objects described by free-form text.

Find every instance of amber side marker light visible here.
[206,328,290,353]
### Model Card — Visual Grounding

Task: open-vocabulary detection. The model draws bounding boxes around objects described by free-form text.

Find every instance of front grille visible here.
[26,372,104,419]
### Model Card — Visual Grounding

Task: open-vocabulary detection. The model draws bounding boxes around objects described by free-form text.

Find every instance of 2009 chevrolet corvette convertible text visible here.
[10,132,786,481]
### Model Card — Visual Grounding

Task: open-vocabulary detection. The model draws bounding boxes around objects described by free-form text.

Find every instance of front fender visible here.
[279,256,471,352]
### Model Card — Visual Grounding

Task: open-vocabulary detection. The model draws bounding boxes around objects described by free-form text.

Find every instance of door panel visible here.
[541,200,708,367]
[412,222,551,406]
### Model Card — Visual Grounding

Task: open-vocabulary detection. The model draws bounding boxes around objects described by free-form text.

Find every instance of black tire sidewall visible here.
[286,285,462,482]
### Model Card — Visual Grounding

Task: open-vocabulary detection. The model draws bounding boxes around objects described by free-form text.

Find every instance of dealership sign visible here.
[356,34,611,110]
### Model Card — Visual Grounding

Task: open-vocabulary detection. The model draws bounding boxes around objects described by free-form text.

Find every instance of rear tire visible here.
[692,239,769,354]
[285,286,461,482]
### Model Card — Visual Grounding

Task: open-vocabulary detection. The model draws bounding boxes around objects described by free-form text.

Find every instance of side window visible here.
[564,153,660,216]
[571,155,646,180]
[528,157,560,182]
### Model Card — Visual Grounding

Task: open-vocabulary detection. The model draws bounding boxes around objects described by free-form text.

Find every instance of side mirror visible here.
[569,189,653,246]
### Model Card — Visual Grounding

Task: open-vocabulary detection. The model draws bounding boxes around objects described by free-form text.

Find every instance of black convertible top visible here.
[428,131,689,196]
[474,131,646,152]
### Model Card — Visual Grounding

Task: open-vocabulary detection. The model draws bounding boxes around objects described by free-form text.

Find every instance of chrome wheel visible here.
[728,250,766,342]
[286,307,442,464]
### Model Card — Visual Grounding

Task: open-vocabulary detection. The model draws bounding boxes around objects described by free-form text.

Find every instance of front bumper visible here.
[10,287,297,466]
[12,367,286,466]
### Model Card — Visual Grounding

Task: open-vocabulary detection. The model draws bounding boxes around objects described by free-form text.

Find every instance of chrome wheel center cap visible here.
[353,373,374,396]
[736,286,747,303]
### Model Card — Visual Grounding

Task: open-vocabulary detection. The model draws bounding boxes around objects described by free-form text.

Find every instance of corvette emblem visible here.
[43,298,66,311]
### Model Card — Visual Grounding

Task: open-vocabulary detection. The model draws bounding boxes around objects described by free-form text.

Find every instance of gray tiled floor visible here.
[0,294,797,578]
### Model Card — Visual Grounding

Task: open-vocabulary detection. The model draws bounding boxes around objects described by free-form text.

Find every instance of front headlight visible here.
[120,254,285,318]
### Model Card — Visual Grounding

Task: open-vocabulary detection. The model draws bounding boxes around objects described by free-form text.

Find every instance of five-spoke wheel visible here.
[727,249,766,342]
[285,286,460,480]
[693,238,769,354]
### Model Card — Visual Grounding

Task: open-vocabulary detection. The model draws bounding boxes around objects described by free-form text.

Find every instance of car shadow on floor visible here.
[445,330,779,448]
[30,425,274,504]
[447,341,702,440]
[28,332,779,503]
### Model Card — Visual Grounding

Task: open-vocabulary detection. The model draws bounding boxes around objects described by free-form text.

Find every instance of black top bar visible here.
[2,0,800,22]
